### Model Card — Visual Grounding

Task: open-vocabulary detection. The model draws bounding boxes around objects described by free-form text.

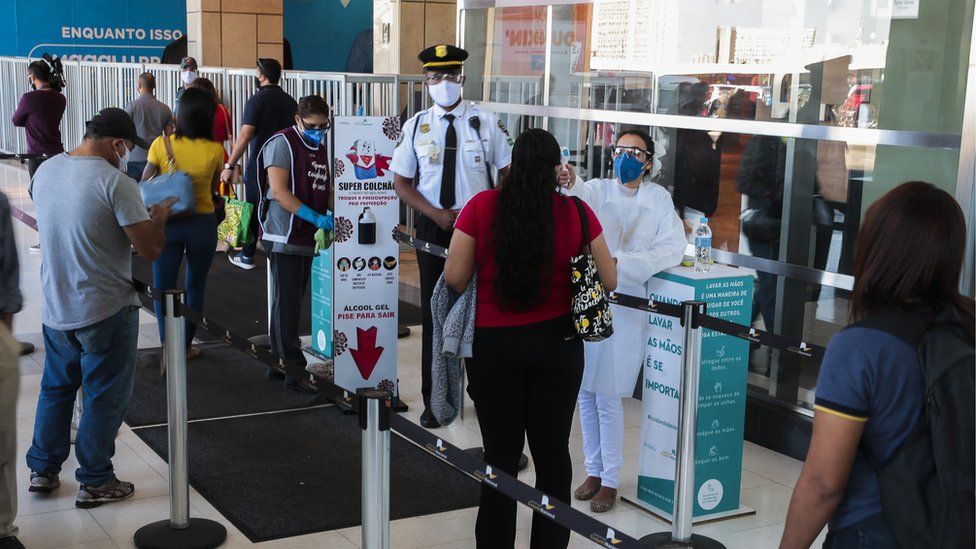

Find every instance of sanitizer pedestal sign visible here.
[633,265,754,521]
[310,116,401,394]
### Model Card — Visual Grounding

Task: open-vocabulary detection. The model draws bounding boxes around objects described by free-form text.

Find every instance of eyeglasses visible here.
[426,73,463,85]
[301,121,331,130]
[610,146,649,162]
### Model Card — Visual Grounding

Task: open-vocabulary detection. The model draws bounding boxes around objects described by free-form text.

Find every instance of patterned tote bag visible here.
[569,196,613,341]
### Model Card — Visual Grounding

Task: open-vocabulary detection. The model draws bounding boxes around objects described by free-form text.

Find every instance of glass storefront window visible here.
[460,0,974,412]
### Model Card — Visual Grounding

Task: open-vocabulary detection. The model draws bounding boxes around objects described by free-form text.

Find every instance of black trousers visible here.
[269,252,313,373]
[242,177,260,257]
[465,316,584,549]
[416,214,453,410]
[27,156,48,199]
[27,157,46,179]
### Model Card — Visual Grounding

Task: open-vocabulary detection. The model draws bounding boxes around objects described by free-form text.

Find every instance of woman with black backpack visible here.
[779,181,975,549]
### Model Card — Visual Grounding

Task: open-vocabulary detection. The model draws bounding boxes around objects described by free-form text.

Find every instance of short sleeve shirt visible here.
[814,326,924,530]
[390,103,513,210]
[259,134,313,256]
[125,94,173,163]
[454,190,602,327]
[147,136,224,213]
[242,85,298,184]
[32,153,151,330]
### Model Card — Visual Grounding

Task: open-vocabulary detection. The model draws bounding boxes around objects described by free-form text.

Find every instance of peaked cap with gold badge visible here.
[418,44,468,70]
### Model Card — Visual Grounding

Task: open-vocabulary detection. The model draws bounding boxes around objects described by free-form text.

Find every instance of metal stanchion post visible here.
[247,258,273,349]
[134,291,227,549]
[641,301,724,549]
[358,388,391,549]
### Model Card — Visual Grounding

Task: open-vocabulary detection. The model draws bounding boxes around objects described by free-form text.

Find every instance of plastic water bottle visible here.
[695,217,712,273]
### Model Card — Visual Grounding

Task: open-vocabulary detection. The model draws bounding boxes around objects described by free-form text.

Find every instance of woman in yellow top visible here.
[142,87,224,358]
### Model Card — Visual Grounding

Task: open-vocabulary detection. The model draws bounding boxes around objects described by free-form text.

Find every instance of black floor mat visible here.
[124,343,320,427]
[133,407,480,542]
[132,250,422,341]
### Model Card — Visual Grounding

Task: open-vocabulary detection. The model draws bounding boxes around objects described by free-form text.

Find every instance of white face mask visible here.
[115,143,130,174]
[427,81,462,108]
[182,70,197,85]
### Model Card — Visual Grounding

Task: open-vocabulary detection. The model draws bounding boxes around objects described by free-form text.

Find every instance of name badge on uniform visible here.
[416,140,434,158]
[464,143,483,168]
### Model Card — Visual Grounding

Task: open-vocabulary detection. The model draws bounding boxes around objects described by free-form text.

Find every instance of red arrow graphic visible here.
[349,326,384,380]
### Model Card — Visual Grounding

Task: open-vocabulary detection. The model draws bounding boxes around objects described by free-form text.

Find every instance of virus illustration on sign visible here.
[333,330,348,356]
[392,225,401,243]
[376,379,395,394]
[382,116,401,142]
[335,216,354,243]
[333,157,345,178]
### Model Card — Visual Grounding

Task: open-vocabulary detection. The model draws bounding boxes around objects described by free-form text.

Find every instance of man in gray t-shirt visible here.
[123,72,173,181]
[25,108,170,508]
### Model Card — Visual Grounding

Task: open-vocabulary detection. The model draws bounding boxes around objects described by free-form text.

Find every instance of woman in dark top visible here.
[445,128,616,548]
[12,60,66,178]
[14,59,67,252]
[780,181,975,548]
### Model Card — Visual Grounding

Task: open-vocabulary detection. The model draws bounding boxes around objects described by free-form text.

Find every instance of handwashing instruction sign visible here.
[328,116,400,393]
[636,266,753,518]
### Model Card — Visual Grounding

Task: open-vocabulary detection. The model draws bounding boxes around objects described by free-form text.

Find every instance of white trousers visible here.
[577,389,624,489]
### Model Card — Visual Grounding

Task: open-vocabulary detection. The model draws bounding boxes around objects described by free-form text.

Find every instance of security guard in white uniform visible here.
[391,44,513,428]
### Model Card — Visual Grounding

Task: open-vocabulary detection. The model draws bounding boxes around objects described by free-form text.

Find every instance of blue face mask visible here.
[613,153,646,184]
[302,128,325,146]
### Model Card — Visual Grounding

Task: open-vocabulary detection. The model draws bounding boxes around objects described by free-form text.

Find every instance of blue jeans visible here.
[153,214,217,347]
[824,514,897,549]
[26,306,140,485]
[125,160,147,182]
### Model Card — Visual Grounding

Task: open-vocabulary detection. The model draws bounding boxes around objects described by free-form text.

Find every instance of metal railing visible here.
[0,57,412,155]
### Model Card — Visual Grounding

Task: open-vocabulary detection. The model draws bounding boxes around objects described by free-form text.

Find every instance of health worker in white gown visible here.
[563,130,687,512]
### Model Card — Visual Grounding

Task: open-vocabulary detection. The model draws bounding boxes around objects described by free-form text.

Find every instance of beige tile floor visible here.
[1,160,826,548]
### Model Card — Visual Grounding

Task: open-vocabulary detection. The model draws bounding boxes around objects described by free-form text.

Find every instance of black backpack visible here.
[855,310,975,549]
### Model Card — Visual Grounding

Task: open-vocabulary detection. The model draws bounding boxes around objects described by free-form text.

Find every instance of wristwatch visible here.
[224,162,235,170]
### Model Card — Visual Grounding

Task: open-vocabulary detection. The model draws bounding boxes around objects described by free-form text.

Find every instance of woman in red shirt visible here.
[445,128,617,548]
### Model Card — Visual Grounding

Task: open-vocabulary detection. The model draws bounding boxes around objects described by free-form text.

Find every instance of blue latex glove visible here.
[297,205,334,231]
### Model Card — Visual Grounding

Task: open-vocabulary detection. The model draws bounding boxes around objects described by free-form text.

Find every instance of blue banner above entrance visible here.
[0,0,186,62]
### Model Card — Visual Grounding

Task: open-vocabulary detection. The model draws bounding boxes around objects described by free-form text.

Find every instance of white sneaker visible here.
[228,251,256,270]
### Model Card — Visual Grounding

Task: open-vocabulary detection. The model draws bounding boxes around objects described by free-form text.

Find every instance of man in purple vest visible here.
[256,95,333,393]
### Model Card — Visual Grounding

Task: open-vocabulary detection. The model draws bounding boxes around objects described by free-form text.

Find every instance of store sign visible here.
[493,6,588,76]
[0,0,185,62]
[329,116,400,394]
[636,267,753,519]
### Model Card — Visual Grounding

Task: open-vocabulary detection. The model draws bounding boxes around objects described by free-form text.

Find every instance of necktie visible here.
[439,114,457,210]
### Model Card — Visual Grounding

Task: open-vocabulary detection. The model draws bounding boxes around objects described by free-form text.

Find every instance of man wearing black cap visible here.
[391,44,513,428]
[25,108,171,508]
[223,58,298,271]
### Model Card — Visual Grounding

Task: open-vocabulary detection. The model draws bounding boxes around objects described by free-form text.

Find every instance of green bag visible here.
[216,186,254,247]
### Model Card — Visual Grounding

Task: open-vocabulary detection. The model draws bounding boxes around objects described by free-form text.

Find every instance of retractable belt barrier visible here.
[391,413,645,548]
[129,278,351,404]
[397,230,827,361]
[0,153,47,161]
[7,202,822,548]
[8,204,654,547]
